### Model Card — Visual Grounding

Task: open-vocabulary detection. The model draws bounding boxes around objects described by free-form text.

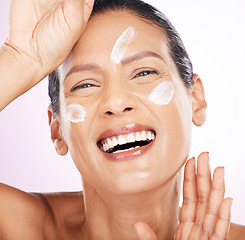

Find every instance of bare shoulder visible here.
[0,183,57,239]
[228,223,245,240]
[39,191,85,238]
[0,184,84,239]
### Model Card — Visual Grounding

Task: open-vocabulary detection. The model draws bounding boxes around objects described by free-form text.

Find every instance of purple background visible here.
[1,0,245,224]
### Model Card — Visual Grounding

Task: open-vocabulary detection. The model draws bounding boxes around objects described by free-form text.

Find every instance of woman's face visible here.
[58,11,193,195]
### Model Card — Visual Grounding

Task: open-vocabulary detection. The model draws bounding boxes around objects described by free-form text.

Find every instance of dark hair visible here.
[48,0,193,114]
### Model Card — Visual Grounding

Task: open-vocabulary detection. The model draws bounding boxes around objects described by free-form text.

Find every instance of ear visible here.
[192,74,207,126]
[48,106,68,156]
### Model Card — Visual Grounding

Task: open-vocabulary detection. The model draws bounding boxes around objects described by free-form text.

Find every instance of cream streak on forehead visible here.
[65,104,87,123]
[110,26,135,64]
[148,81,175,105]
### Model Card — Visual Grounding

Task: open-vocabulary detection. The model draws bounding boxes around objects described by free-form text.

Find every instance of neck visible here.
[81,173,181,240]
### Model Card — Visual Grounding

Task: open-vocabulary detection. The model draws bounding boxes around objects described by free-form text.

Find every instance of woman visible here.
[0,0,244,239]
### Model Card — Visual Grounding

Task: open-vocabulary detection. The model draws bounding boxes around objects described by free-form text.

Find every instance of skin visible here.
[0,0,94,110]
[59,12,193,194]
[49,11,230,239]
[0,0,244,239]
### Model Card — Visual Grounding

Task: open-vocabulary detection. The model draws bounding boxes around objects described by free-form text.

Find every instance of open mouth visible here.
[97,130,156,154]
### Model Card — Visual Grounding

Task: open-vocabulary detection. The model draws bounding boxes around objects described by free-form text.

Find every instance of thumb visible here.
[134,222,157,240]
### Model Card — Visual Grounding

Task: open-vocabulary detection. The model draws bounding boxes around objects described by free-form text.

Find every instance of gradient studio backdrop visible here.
[0,0,245,225]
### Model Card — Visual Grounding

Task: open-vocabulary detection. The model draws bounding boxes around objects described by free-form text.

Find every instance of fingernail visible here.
[133,224,137,233]
[206,152,211,168]
[133,223,142,239]
[189,157,195,167]
[206,152,210,160]
[133,223,139,234]
[193,157,196,167]
[221,166,225,177]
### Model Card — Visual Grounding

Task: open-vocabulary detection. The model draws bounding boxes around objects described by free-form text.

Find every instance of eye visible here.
[70,83,98,92]
[134,70,159,78]
[131,69,160,84]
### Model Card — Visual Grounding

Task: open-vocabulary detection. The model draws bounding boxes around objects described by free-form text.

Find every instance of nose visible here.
[100,84,138,118]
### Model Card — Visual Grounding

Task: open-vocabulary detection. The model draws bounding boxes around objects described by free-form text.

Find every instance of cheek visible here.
[148,81,175,105]
[59,101,90,152]
[65,104,87,123]
[168,86,192,159]
[145,81,192,171]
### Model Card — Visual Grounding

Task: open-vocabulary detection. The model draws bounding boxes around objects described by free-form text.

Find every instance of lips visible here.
[97,124,156,160]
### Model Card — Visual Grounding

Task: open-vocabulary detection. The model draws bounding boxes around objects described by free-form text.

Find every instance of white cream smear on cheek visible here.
[65,104,87,123]
[148,81,175,105]
[110,26,135,64]
[57,66,87,124]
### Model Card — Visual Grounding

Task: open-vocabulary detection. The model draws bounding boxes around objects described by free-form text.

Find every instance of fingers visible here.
[64,0,94,32]
[176,158,198,240]
[195,152,212,227]
[202,167,226,238]
[64,0,94,17]
[177,152,232,240]
[134,222,157,240]
[181,157,197,222]
[210,198,232,240]
[83,0,95,17]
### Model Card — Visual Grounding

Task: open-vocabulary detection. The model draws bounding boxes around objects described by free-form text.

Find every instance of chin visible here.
[98,162,174,196]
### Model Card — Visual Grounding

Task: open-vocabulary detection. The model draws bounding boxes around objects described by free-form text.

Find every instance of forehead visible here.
[65,11,172,67]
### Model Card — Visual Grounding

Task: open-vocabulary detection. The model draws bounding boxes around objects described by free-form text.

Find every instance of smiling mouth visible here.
[97,130,156,154]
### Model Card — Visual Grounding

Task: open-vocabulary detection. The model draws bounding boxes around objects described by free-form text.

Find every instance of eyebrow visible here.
[121,51,166,65]
[64,51,166,81]
[64,64,101,80]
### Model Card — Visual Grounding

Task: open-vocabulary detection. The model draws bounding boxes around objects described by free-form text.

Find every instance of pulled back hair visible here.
[49,0,193,114]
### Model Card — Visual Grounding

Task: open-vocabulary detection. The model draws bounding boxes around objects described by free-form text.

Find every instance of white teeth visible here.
[141,131,147,141]
[135,132,141,141]
[113,146,139,153]
[118,135,127,145]
[147,131,152,140]
[127,133,135,143]
[114,149,126,153]
[100,130,156,153]
[112,136,118,146]
[103,143,108,152]
[151,133,155,140]
[107,138,113,149]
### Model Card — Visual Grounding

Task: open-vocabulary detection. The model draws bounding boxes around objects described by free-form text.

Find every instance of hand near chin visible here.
[134,152,232,240]
[4,0,94,82]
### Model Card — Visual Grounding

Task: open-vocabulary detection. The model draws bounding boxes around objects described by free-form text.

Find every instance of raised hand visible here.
[0,0,94,110]
[174,152,232,239]
[134,152,232,240]
[5,0,94,79]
